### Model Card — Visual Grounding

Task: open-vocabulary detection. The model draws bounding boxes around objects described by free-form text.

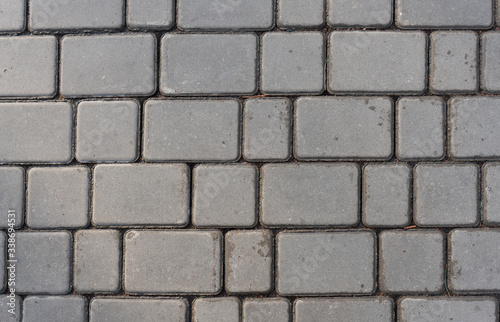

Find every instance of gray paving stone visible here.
[242,298,290,322]
[193,164,257,228]
[483,163,500,225]
[243,98,291,161]
[225,230,273,294]
[395,0,493,29]
[127,0,174,30]
[124,230,222,294]
[76,100,139,162]
[29,0,124,31]
[27,167,90,229]
[449,97,500,159]
[328,31,426,94]
[362,164,411,228]
[177,0,274,30]
[193,297,240,322]
[0,295,22,322]
[160,34,257,95]
[0,167,24,229]
[0,232,4,291]
[414,163,479,226]
[277,0,325,28]
[74,230,121,293]
[0,36,56,97]
[396,97,445,160]
[449,229,500,293]
[23,295,86,322]
[143,99,240,162]
[430,31,478,94]
[276,231,375,295]
[261,32,325,94]
[294,96,393,160]
[261,163,359,227]
[327,0,393,27]
[379,230,445,294]
[90,297,188,321]
[481,32,500,93]
[17,231,71,294]
[398,297,498,322]
[60,34,155,97]
[93,164,189,227]
[295,297,394,322]
[0,0,25,32]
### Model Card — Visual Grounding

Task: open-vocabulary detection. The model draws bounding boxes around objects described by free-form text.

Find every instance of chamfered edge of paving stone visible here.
[482,162,500,225]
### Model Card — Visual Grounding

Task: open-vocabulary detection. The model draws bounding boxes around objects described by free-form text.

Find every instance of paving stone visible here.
[398,297,498,322]
[27,167,90,229]
[294,297,394,322]
[362,164,411,228]
[124,230,222,294]
[29,0,124,31]
[483,163,500,225]
[127,0,174,30]
[177,0,274,30]
[193,297,240,322]
[243,98,291,161]
[0,0,25,32]
[430,31,478,94]
[143,99,240,162]
[396,97,445,160]
[76,100,139,162]
[414,163,479,226]
[0,295,22,322]
[242,298,290,322]
[0,232,4,291]
[0,36,56,97]
[379,230,445,294]
[276,231,375,295]
[90,297,188,321]
[261,163,359,227]
[395,0,493,29]
[294,96,393,160]
[74,230,121,293]
[60,34,155,97]
[193,164,257,228]
[225,230,273,294]
[449,229,500,293]
[327,0,393,27]
[261,32,325,94]
[277,0,325,28]
[449,97,500,159]
[93,164,189,227]
[160,34,257,95]
[17,231,71,294]
[481,32,500,93]
[0,167,24,229]
[328,31,426,94]
[23,295,86,322]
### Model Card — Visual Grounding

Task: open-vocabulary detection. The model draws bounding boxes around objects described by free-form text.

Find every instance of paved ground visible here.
[1,0,500,321]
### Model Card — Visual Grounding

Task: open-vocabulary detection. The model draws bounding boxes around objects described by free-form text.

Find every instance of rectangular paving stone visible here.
[294,96,393,160]
[276,231,376,295]
[124,230,222,294]
[143,99,240,162]
[60,34,156,97]
[74,230,121,293]
[93,164,189,227]
[0,36,56,97]
[127,0,174,30]
[261,163,359,227]
[23,296,86,322]
[327,0,393,27]
[0,0,25,32]
[295,298,394,322]
[242,298,290,322]
[481,32,500,93]
[0,102,72,163]
[0,167,24,229]
[483,163,500,225]
[0,232,4,292]
[160,34,257,95]
[328,31,426,94]
[193,297,240,322]
[395,0,493,29]
[0,295,22,322]
[277,0,325,28]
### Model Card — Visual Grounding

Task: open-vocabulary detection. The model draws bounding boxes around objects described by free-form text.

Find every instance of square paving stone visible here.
[160,34,257,95]
[0,167,24,229]
[261,163,359,227]
[0,295,22,322]
[0,0,25,32]
[93,164,189,227]
[277,0,325,28]
[127,0,174,29]
[143,99,240,162]
[277,231,376,295]
[414,163,479,226]
[379,230,445,294]
[17,231,71,294]
[242,298,290,322]
[483,163,500,225]
[124,230,222,294]
[449,229,500,293]
[193,297,240,322]
[76,100,139,162]
[23,296,86,322]
[481,32,500,93]
[261,32,325,94]
[193,164,257,228]
[328,31,426,94]
[327,0,393,27]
